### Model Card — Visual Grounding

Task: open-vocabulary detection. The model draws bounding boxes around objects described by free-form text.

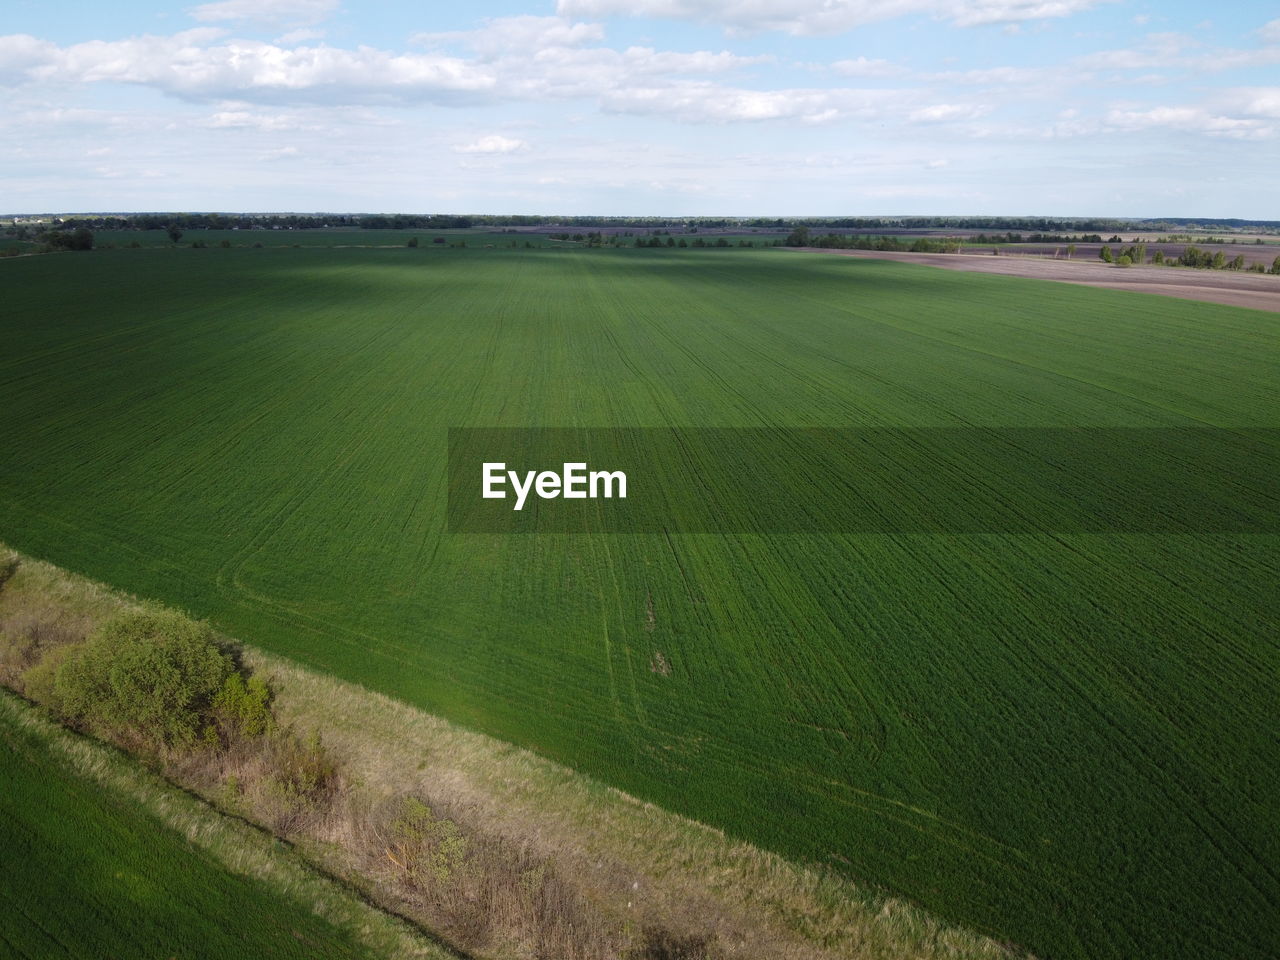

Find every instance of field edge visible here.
[0,540,1027,960]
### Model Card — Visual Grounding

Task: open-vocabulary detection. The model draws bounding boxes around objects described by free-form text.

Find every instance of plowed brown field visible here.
[793,247,1280,312]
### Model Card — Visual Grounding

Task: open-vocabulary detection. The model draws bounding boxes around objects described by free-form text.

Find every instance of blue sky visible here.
[2,0,1277,215]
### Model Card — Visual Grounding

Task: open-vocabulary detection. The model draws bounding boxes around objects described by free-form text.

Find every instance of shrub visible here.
[18,642,79,707]
[264,729,336,826]
[37,608,234,748]
[212,671,273,739]
[1116,255,1132,267]
[388,796,469,889]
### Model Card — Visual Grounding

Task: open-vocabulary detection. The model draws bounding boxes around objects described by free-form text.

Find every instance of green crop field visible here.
[1,245,1277,959]
[0,692,383,960]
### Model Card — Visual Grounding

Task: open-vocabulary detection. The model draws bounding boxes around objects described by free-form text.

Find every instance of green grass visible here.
[1,245,1277,959]
[0,690,438,960]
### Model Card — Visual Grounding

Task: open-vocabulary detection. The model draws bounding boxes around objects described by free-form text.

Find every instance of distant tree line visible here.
[0,224,95,256]
[632,236,762,248]
[783,227,962,252]
[10,213,1278,235]
[965,231,1107,244]
[1101,243,1279,273]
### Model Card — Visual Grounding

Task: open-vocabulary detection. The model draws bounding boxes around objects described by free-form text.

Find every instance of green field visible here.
[1,245,1277,959]
[0,691,390,960]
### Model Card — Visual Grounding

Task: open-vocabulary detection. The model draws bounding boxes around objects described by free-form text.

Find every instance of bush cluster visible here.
[26,610,236,747]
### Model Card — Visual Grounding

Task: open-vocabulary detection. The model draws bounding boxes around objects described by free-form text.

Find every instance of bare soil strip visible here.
[790,248,1280,313]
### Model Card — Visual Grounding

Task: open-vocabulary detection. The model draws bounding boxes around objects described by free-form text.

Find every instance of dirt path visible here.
[790,247,1280,313]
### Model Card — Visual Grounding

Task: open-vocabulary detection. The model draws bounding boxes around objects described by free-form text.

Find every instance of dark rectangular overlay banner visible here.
[447,428,1280,534]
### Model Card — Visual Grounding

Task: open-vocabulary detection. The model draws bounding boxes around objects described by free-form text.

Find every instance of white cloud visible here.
[1104,105,1273,139]
[1260,19,1280,44]
[203,109,308,129]
[276,28,325,44]
[0,31,495,104]
[831,56,904,77]
[556,0,1108,35]
[189,0,338,28]
[0,25,764,114]
[623,47,770,73]
[260,145,300,159]
[2,13,1274,153]
[600,83,894,123]
[1205,46,1280,71]
[1225,87,1280,119]
[598,82,992,127]
[0,34,57,85]
[415,16,605,55]
[1074,31,1280,73]
[1075,31,1195,69]
[454,134,528,153]
[907,102,991,122]
[929,64,1055,83]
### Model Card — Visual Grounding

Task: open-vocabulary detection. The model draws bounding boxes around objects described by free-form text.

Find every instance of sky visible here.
[2,0,1278,216]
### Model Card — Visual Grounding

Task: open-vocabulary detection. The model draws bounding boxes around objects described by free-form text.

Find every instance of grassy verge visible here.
[0,542,1022,959]
[0,689,449,960]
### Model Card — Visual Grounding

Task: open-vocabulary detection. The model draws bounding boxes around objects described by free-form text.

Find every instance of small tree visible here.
[1100,245,1113,263]
[167,224,183,244]
[43,609,233,748]
[784,225,810,246]
[407,236,419,248]
[1067,243,1076,259]
[1271,255,1280,275]
[1116,254,1132,267]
